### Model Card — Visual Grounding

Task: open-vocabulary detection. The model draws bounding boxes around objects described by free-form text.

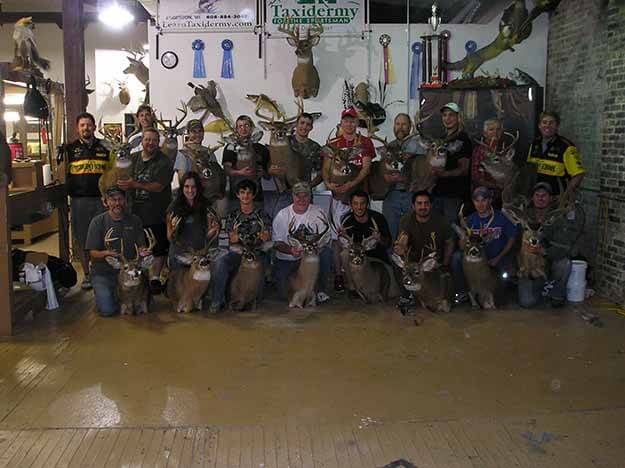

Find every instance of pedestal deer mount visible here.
[278,17,324,99]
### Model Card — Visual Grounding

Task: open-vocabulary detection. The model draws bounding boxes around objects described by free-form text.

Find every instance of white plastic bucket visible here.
[566,260,587,302]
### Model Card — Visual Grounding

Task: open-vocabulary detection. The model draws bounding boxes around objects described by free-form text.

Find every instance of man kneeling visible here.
[272,182,332,307]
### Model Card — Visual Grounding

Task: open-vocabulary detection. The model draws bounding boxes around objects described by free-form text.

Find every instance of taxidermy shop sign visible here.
[267,0,365,34]
[158,0,256,32]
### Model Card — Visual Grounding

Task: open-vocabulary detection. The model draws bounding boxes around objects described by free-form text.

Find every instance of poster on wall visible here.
[266,0,366,35]
[158,0,256,32]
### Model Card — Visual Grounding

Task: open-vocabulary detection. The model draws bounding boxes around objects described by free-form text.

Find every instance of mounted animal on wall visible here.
[444,0,563,78]
[278,17,324,99]
[156,101,188,161]
[123,49,150,104]
[117,78,131,106]
[11,17,50,74]
[187,80,232,129]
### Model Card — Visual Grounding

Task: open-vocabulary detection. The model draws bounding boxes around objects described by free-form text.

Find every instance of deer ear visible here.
[230,244,244,254]
[309,36,320,47]
[363,236,378,251]
[140,254,154,270]
[250,130,264,143]
[338,236,350,250]
[421,256,438,272]
[260,241,274,252]
[175,254,194,266]
[258,121,272,131]
[288,238,303,250]
[286,37,298,47]
[105,256,122,269]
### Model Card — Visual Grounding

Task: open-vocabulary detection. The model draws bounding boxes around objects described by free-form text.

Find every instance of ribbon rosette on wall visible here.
[221,39,234,79]
[192,39,206,79]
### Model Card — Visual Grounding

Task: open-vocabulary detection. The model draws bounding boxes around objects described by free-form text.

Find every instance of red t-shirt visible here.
[322,133,375,165]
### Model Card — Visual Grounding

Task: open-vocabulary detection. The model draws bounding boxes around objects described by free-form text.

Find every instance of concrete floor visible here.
[3,233,625,466]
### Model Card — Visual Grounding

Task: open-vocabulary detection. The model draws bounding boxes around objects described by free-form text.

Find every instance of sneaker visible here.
[334,275,345,292]
[316,292,330,304]
[454,292,469,304]
[149,279,162,295]
[81,276,92,290]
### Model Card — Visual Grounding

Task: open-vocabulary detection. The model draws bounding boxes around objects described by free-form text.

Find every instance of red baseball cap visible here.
[341,107,358,119]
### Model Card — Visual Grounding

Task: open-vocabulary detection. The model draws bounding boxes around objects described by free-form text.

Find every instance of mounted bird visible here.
[11,17,50,74]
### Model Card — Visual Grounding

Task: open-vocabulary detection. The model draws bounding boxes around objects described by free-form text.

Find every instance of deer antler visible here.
[308,17,324,39]
[97,118,122,146]
[277,15,299,42]
[499,131,519,157]
[104,228,118,252]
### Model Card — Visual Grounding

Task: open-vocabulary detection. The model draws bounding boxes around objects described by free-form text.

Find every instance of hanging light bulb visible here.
[98,1,134,30]
[429,2,442,32]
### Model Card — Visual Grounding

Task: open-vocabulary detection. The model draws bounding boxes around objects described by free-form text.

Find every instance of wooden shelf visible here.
[11,208,59,245]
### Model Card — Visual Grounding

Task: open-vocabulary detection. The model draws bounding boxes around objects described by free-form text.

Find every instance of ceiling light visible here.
[99,1,134,29]
[3,94,25,106]
[4,111,20,122]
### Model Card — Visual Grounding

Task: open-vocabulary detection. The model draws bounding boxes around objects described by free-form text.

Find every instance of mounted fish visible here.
[245,94,287,122]
[11,17,50,74]
[123,49,150,103]
[278,16,324,99]
[342,80,388,129]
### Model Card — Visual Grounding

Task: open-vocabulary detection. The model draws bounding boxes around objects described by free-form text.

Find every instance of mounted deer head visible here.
[156,101,188,160]
[123,48,149,103]
[104,228,156,281]
[476,131,519,185]
[278,16,324,99]
[287,214,330,256]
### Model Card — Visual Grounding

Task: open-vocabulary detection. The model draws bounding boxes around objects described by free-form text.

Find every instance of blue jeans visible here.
[433,196,464,226]
[450,250,514,294]
[211,250,267,307]
[518,258,572,308]
[264,191,293,219]
[274,246,332,299]
[91,273,118,317]
[383,190,413,240]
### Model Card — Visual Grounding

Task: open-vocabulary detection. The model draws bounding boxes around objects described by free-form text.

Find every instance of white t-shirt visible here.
[272,204,329,261]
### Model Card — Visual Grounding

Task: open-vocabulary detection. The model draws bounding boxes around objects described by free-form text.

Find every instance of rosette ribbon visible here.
[379,34,395,84]
[221,39,234,79]
[192,39,206,79]
[409,42,422,100]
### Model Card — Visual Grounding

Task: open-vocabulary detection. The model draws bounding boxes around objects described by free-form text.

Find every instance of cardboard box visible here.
[9,161,43,192]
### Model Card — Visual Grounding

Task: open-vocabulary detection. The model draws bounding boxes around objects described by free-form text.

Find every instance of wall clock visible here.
[161,51,179,69]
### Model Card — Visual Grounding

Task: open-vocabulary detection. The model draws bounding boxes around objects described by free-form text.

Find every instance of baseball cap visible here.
[532,182,554,195]
[440,102,461,114]
[292,181,311,195]
[105,186,125,197]
[472,186,492,200]
[341,107,359,119]
[186,119,203,131]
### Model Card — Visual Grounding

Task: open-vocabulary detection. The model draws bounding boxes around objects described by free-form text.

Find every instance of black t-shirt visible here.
[398,212,453,262]
[432,130,473,200]
[222,143,269,201]
[340,209,391,264]
[130,150,173,225]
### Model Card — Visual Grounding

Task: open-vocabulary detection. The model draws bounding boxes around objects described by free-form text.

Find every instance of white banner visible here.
[266,0,366,35]
[158,0,257,32]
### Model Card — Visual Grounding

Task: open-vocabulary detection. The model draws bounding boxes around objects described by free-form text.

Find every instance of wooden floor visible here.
[1,409,625,467]
[3,234,625,467]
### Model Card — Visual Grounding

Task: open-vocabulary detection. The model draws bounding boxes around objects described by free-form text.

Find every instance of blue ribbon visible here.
[192,39,206,79]
[465,40,477,56]
[221,39,234,79]
[409,42,422,100]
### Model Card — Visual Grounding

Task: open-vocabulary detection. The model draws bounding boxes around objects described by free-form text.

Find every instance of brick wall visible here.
[546,0,625,304]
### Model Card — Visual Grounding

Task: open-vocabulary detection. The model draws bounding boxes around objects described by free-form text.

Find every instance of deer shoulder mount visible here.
[156,101,189,162]
[123,49,150,103]
[97,121,132,196]
[104,228,156,315]
[475,131,519,189]
[278,17,324,99]
[458,204,498,309]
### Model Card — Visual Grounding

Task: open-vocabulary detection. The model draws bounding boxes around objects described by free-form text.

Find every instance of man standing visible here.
[339,190,392,295]
[266,112,323,218]
[451,186,518,303]
[210,180,271,313]
[517,182,583,308]
[393,190,455,314]
[272,182,332,304]
[117,128,173,294]
[527,111,585,196]
[430,103,473,223]
[322,107,375,292]
[64,112,111,290]
[85,187,145,317]
[128,104,163,154]
[222,115,269,211]
[382,113,424,239]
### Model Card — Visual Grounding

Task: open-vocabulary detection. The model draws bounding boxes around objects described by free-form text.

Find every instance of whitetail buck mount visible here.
[97,120,133,195]
[156,101,188,161]
[278,17,324,99]
[123,49,150,104]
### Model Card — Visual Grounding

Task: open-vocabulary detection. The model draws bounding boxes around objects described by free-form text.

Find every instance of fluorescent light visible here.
[99,1,134,29]
[3,94,25,106]
[4,111,20,122]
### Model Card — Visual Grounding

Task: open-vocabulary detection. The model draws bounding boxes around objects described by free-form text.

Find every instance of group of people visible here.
[63,100,586,318]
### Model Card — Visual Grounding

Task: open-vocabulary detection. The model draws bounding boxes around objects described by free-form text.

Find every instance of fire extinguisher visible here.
[8,133,24,161]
